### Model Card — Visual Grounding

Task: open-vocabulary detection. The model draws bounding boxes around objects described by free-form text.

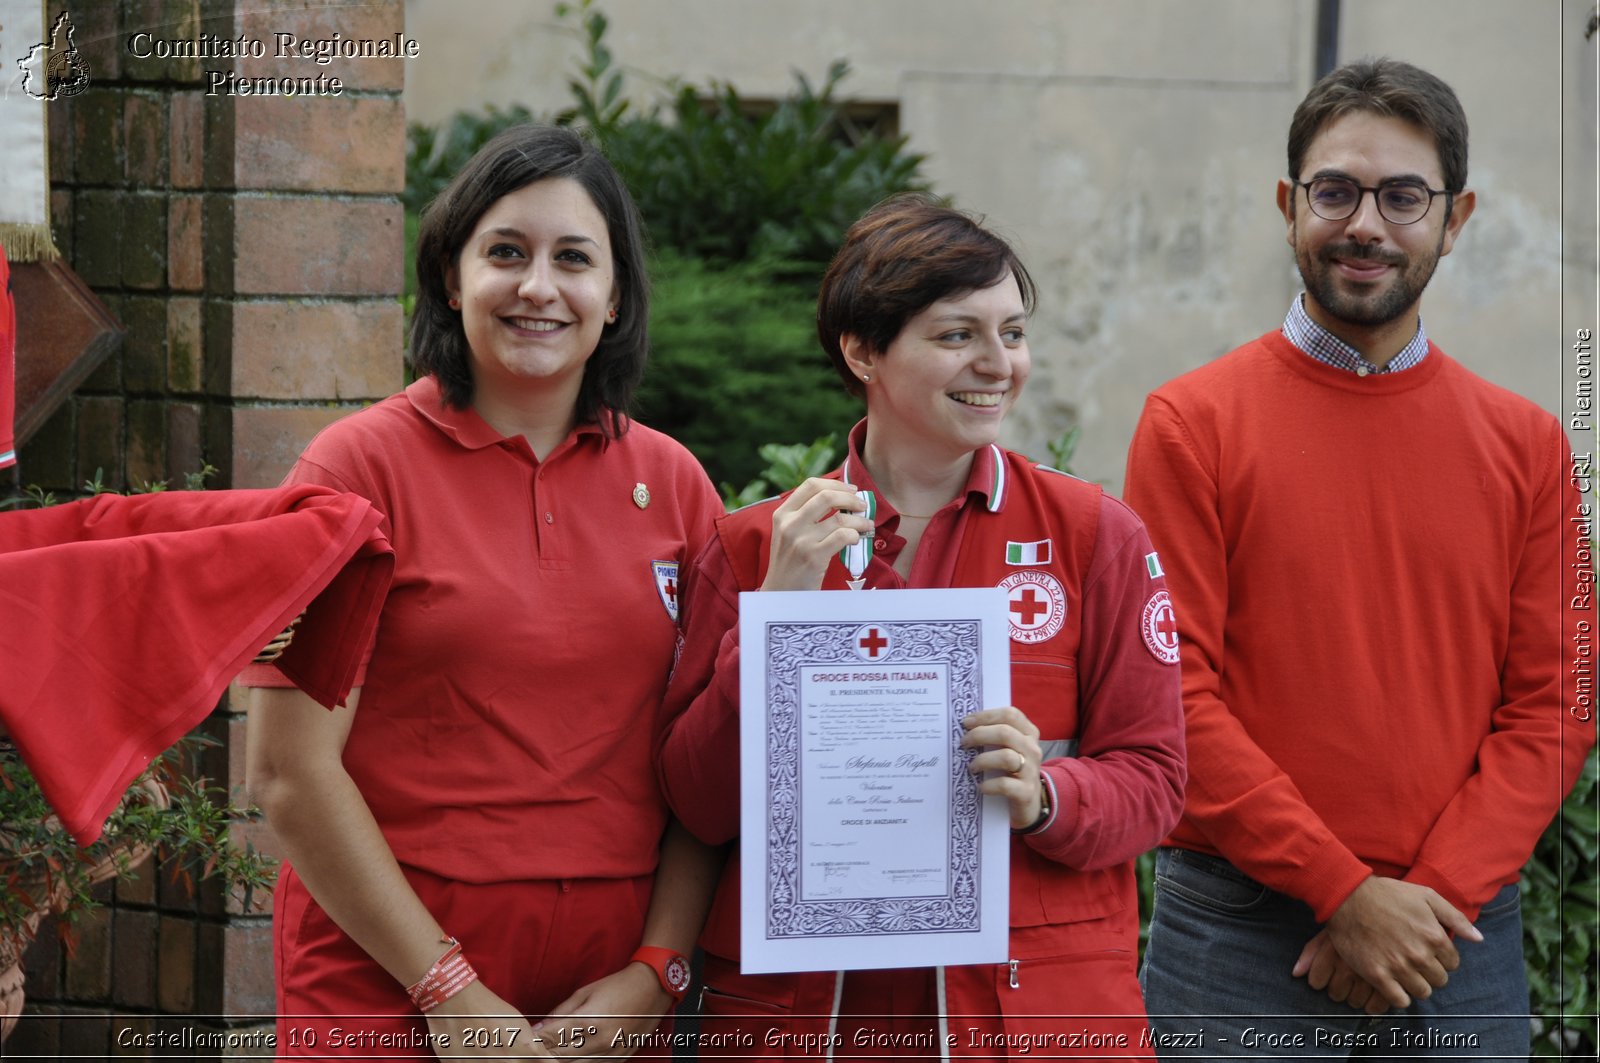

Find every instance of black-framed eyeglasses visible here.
[1295,176,1452,225]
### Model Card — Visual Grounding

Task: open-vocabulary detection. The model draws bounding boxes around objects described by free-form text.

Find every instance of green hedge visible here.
[637,253,858,489]
[593,64,926,269]
[1525,747,1598,1055]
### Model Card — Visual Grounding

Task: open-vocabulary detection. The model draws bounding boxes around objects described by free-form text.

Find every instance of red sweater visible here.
[1125,331,1596,922]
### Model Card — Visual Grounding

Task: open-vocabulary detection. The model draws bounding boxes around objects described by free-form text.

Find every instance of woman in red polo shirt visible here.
[243,126,721,1059]
[657,195,1187,1059]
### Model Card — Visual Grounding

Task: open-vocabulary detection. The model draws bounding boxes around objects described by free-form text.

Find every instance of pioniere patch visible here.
[652,560,680,622]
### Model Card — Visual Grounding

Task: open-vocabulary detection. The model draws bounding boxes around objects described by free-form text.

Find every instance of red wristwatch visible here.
[631,946,692,1002]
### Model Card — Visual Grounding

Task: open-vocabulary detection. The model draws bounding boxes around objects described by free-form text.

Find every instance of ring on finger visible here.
[1008,751,1025,775]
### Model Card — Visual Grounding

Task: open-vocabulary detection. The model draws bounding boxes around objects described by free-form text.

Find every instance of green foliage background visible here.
[596,65,926,267]
[1524,748,1598,1055]
[635,252,858,490]
[403,3,1597,1054]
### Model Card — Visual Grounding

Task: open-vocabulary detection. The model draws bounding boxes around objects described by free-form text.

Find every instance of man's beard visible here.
[1296,231,1443,329]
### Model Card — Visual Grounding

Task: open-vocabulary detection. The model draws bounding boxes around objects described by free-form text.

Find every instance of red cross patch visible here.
[997,570,1067,644]
[1141,590,1180,665]
[652,560,680,622]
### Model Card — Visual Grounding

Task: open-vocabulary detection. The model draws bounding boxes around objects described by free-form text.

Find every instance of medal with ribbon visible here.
[839,489,876,590]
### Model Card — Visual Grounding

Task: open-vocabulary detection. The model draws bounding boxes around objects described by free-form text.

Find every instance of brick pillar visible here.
[203,0,407,490]
[13,1,405,1055]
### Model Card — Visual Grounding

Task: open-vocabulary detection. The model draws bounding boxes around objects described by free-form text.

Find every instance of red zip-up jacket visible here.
[658,433,1184,1057]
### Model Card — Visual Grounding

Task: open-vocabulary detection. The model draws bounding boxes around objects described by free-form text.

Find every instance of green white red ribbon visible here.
[839,489,876,588]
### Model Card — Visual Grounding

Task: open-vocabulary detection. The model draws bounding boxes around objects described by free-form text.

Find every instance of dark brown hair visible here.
[410,125,650,433]
[816,193,1036,396]
[1287,57,1469,193]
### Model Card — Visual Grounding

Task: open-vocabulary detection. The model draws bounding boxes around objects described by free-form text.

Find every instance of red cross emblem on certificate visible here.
[853,625,892,660]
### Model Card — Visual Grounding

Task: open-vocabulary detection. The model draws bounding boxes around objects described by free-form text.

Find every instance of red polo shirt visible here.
[241,377,721,882]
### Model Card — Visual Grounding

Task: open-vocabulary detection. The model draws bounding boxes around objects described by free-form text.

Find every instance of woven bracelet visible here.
[406,936,479,1013]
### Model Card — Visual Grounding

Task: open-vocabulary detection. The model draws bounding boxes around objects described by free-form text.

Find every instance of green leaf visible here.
[757,436,839,491]
[720,478,772,511]
[1047,426,1082,474]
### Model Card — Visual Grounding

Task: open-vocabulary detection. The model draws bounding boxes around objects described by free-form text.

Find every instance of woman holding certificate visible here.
[658,194,1185,1058]
[242,126,722,1058]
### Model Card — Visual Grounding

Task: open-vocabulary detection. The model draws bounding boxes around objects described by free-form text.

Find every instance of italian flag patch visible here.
[1005,540,1052,565]
[1145,552,1164,579]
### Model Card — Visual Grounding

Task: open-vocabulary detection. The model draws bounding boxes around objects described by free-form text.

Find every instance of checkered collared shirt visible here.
[1281,293,1429,376]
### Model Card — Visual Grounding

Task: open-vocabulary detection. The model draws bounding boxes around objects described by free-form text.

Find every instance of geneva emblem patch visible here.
[1141,590,1180,664]
[998,570,1067,644]
[652,560,680,622]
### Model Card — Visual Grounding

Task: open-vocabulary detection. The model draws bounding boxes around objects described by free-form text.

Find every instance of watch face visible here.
[665,956,691,992]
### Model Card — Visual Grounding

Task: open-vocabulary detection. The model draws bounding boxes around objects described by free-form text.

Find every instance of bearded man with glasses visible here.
[1124,58,1595,1058]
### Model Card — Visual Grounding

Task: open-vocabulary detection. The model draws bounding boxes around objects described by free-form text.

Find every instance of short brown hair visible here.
[816,193,1037,397]
[410,125,651,433]
[1287,57,1469,193]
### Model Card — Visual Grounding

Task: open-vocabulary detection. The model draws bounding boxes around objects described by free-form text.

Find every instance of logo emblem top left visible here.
[18,12,91,101]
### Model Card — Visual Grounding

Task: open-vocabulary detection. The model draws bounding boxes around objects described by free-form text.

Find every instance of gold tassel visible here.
[0,223,61,263]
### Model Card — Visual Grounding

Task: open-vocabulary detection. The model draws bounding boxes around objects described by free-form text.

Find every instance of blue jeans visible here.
[1138,849,1530,1060]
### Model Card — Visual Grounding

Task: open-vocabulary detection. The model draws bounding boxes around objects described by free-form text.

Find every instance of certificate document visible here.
[738,587,1011,974]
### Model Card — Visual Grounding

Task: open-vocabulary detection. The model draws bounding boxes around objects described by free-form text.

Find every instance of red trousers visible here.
[274,863,652,1059]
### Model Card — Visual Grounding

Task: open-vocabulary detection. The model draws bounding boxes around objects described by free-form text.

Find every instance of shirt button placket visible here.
[530,466,547,555]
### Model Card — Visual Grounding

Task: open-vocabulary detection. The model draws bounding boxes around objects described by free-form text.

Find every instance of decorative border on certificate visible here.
[762,619,984,940]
